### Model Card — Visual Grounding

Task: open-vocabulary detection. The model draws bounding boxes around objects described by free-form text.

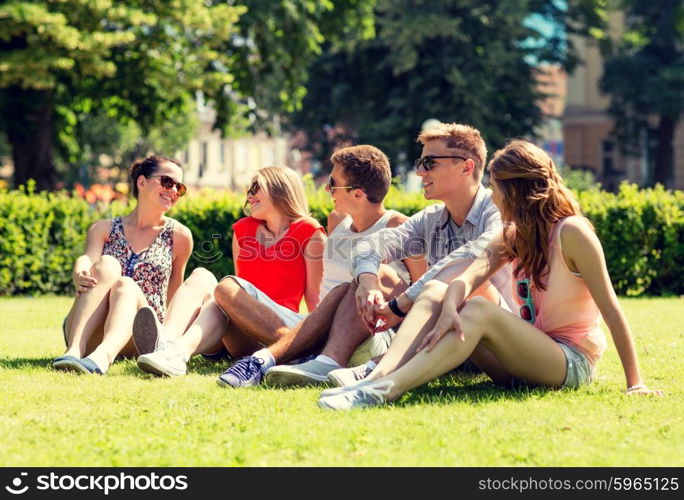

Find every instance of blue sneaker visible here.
[217,356,265,388]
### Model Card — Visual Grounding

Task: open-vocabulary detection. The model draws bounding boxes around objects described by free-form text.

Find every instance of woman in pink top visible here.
[319,140,662,410]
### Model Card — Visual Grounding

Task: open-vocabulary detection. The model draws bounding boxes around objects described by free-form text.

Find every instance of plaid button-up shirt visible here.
[351,185,514,308]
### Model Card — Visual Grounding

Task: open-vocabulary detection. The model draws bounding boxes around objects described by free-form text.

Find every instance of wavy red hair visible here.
[488,140,592,289]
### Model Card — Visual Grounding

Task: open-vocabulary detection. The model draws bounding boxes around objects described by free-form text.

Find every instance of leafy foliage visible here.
[289,0,607,172]
[599,0,684,187]
[1,183,682,296]
[0,0,376,188]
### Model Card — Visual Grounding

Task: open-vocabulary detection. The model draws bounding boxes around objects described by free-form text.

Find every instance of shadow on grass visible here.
[396,372,549,407]
[0,356,53,370]
[116,355,230,378]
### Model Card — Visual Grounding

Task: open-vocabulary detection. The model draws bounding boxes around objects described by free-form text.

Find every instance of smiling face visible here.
[416,139,470,201]
[246,176,276,220]
[138,161,184,211]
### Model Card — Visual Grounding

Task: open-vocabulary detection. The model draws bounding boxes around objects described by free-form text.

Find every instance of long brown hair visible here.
[488,140,591,289]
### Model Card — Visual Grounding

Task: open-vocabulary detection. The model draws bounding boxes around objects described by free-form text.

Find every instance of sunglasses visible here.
[246,180,260,197]
[414,155,468,171]
[516,278,536,324]
[327,175,359,192]
[147,175,186,197]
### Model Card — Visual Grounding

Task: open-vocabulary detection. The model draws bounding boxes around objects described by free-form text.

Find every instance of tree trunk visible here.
[5,86,58,190]
[653,115,675,188]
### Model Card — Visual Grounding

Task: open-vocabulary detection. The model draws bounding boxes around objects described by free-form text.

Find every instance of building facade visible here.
[179,103,290,191]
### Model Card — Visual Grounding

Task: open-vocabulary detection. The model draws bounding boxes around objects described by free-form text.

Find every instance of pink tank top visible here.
[513,216,607,365]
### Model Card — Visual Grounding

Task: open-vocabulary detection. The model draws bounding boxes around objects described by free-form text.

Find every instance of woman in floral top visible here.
[52,155,194,375]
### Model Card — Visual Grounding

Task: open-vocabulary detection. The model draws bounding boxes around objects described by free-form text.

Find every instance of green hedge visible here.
[1,182,682,296]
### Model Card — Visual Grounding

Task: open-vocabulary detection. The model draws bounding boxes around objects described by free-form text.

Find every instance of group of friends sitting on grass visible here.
[51,122,663,409]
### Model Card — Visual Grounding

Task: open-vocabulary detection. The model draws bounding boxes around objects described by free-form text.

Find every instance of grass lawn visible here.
[1,295,682,467]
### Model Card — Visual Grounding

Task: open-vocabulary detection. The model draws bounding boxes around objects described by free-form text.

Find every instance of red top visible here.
[233,216,324,312]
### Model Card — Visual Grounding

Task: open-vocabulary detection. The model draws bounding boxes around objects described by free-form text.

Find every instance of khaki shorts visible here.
[221,275,306,328]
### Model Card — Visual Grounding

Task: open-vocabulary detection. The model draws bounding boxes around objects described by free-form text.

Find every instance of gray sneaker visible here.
[137,342,188,377]
[327,364,373,388]
[133,306,165,355]
[348,329,395,367]
[264,359,337,388]
[318,380,395,410]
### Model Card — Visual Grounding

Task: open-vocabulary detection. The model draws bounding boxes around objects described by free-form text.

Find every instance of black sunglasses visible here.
[247,180,260,197]
[327,175,359,191]
[414,155,468,171]
[147,175,186,197]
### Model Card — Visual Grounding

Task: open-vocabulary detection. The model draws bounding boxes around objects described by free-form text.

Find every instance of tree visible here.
[0,0,375,189]
[289,0,603,173]
[599,0,684,187]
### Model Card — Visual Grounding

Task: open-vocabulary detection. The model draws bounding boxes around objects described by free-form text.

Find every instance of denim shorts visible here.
[509,341,594,389]
[557,341,595,388]
[220,276,306,328]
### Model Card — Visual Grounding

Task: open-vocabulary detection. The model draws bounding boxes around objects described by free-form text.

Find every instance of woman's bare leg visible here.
[162,267,218,340]
[172,299,235,359]
[368,281,448,378]
[87,277,149,371]
[63,255,122,358]
[368,279,504,379]
[374,297,568,401]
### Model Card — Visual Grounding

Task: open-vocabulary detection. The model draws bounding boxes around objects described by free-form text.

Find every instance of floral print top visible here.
[102,216,175,322]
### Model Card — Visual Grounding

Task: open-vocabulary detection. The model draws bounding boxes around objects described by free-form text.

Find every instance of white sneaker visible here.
[327,364,373,388]
[137,342,188,377]
[320,379,372,398]
[318,380,395,410]
[132,306,166,355]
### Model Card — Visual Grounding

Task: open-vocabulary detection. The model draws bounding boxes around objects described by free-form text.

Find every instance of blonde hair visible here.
[488,140,591,290]
[417,122,487,180]
[245,166,310,221]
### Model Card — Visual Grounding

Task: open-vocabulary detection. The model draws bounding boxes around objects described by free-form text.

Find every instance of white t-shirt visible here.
[320,210,409,300]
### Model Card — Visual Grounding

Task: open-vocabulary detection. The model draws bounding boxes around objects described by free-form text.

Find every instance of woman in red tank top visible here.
[133,166,325,378]
[318,140,662,410]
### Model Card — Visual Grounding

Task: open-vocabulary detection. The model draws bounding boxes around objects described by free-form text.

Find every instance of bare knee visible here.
[330,282,351,295]
[93,255,122,280]
[188,267,218,287]
[214,276,241,307]
[186,267,218,299]
[109,276,139,302]
[460,296,496,327]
